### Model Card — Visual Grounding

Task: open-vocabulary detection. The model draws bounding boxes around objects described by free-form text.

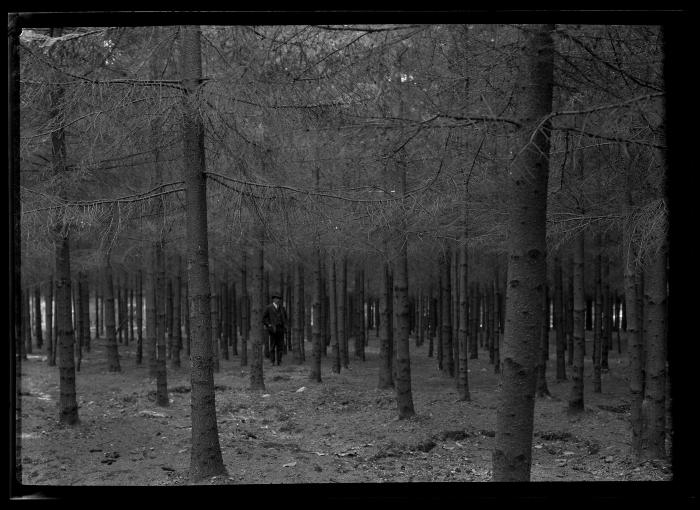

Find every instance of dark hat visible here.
[271,293,282,300]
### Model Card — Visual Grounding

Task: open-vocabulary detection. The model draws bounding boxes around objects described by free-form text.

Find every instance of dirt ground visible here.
[16,332,672,488]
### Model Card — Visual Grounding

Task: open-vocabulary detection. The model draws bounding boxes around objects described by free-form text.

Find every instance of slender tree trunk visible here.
[554,255,566,381]
[249,234,265,390]
[263,270,270,359]
[566,256,575,366]
[230,282,238,356]
[378,261,394,389]
[46,278,55,366]
[437,272,443,370]
[221,278,229,362]
[146,254,158,378]
[329,254,340,373]
[310,242,323,383]
[166,272,174,359]
[457,241,471,401]
[180,24,227,481]
[56,237,78,425]
[602,256,611,370]
[593,234,603,393]
[172,259,182,369]
[337,256,348,369]
[155,244,169,406]
[34,285,43,350]
[440,249,454,376]
[240,251,249,367]
[103,255,121,372]
[569,232,586,410]
[74,275,83,369]
[136,270,143,365]
[293,263,303,364]
[23,289,31,356]
[536,283,551,397]
[493,23,554,482]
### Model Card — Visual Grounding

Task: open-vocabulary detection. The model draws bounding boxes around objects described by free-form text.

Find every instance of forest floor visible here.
[18,332,672,487]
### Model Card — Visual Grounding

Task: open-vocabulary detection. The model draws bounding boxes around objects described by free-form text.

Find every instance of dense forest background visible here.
[9,13,696,492]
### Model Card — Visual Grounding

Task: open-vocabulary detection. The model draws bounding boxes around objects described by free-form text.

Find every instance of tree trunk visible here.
[554,255,566,381]
[230,282,238,356]
[249,235,265,390]
[440,249,454,377]
[210,276,221,373]
[536,283,551,397]
[641,228,668,459]
[46,278,55,366]
[146,255,158,378]
[240,250,249,367]
[569,227,586,410]
[566,256,574,366]
[337,256,348,369]
[602,256,611,370]
[155,244,169,406]
[34,285,43,350]
[378,261,394,389]
[103,255,121,372]
[457,241,471,401]
[56,235,78,425]
[172,259,182,369]
[180,24,227,481]
[310,242,323,383]
[493,23,554,482]
[136,270,143,365]
[166,272,174,359]
[437,272,443,370]
[593,234,603,393]
[329,254,340,373]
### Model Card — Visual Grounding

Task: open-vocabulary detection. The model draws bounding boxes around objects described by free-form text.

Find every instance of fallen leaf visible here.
[283,461,297,467]
[296,387,306,393]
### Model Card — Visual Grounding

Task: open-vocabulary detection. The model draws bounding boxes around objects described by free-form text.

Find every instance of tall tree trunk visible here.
[249,234,265,390]
[554,255,566,381]
[536,282,551,397]
[378,261,394,389]
[75,274,83,370]
[103,255,121,372]
[23,289,32,356]
[166,272,174,359]
[136,270,143,365]
[34,285,43,350]
[293,263,303,364]
[210,276,220,374]
[493,23,554,482]
[566,256,575,366]
[457,240,471,401]
[357,268,366,360]
[180,24,227,481]
[641,236,668,459]
[437,272,443,370]
[602,256,611,370]
[593,234,603,393]
[310,242,323,383]
[155,244,169,406]
[440,249,454,377]
[569,221,586,409]
[172,258,182,369]
[56,236,78,425]
[240,250,249,367]
[469,282,479,359]
[230,282,238,356]
[146,254,158,378]
[329,254,340,373]
[46,278,55,366]
[337,256,348,369]
[393,164,415,419]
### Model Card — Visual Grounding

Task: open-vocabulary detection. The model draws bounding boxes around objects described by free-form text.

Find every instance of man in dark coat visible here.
[262,293,287,366]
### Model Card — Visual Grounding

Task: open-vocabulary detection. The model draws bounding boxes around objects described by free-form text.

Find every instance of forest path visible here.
[18,333,671,485]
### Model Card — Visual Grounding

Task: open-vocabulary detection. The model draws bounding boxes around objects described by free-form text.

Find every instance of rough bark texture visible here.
[393,209,415,419]
[493,24,554,482]
[172,262,182,369]
[641,236,668,459]
[180,24,227,481]
[56,235,79,425]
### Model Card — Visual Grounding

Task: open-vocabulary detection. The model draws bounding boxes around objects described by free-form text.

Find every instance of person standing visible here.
[263,293,287,366]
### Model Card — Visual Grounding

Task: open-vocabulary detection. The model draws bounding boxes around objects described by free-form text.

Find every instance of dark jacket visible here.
[262,303,287,335]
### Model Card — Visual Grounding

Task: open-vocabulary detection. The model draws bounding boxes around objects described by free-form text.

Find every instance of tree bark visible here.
[493,23,554,482]
[329,254,340,373]
[457,241,471,401]
[155,244,169,406]
[46,278,55,366]
[554,255,566,381]
[378,261,394,389]
[440,249,454,377]
[310,243,323,383]
[103,254,121,372]
[180,24,227,481]
[136,270,143,365]
[240,250,249,367]
[593,234,603,393]
[172,259,182,369]
[249,235,265,390]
